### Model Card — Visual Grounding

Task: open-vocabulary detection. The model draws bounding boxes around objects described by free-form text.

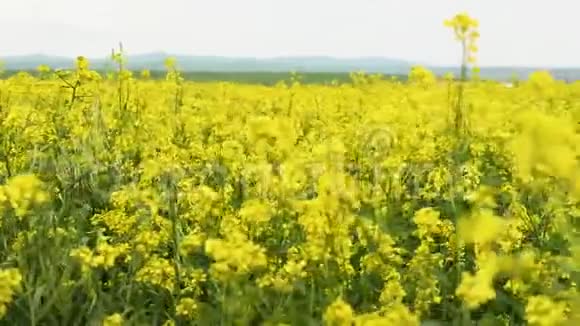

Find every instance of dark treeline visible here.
[2,70,408,85]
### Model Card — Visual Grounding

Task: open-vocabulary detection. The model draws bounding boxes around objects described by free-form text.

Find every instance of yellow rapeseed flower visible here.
[0,268,23,319]
[323,298,355,326]
[102,313,123,326]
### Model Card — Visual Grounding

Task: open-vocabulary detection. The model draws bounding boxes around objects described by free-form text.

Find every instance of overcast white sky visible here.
[1,0,578,67]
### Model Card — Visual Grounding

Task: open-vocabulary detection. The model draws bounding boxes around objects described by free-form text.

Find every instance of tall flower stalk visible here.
[445,13,480,134]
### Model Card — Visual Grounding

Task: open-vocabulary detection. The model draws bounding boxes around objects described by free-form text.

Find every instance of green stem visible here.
[167,177,182,300]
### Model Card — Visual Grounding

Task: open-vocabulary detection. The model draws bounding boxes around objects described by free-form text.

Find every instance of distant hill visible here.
[2,53,580,81]
[428,66,580,82]
[0,53,412,74]
[0,54,75,71]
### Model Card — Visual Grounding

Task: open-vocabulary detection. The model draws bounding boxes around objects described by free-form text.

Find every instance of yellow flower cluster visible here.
[205,233,268,282]
[0,268,22,318]
[102,313,124,326]
[444,13,480,64]
[323,297,420,326]
[70,241,130,272]
[525,295,567,326]
[135,256,176,291]
[0,175,48,218]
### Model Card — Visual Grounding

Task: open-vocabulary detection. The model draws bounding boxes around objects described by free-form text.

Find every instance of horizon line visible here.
[2,52,580,70]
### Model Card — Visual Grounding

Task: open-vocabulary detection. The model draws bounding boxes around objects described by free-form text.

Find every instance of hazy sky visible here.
[1,0,578,67]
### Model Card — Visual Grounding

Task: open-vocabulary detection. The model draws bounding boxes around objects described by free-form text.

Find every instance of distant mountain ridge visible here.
[2,53,580,81]
[0,53,412,73]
